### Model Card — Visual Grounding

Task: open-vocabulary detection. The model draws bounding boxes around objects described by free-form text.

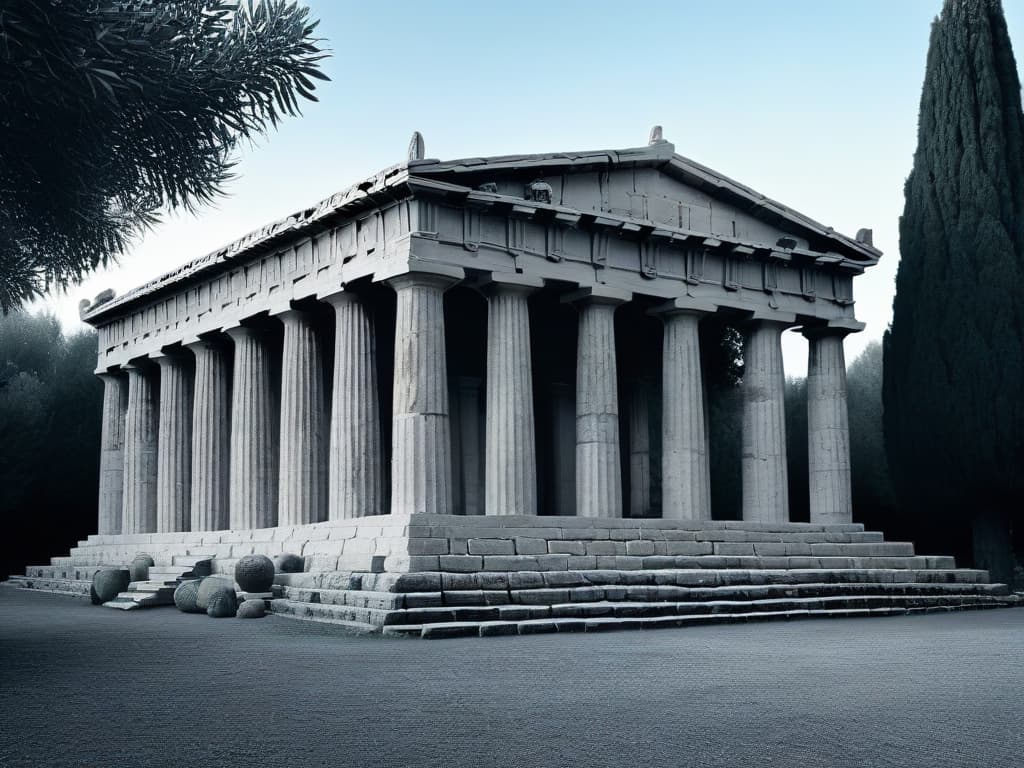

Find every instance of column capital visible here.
[319,289,358,308]
[648,297,717,319]
[800,318,865,340]
[223,323,269,343]
[479,272,544,297]
[560,284,631,307]
[741,310,798,331]
[386,267,464,292]
[376,264,464,288]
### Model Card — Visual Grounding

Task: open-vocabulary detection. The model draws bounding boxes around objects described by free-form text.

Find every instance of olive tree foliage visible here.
[0,311,101,579]
[0,0,328,311]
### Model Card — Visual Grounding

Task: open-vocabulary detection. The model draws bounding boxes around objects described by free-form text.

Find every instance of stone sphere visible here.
[235,555,275,592]
[92,569,131,603]
[90,583,102,606]
[129,554,155,582]
[275,553,304,574]
[206,587,238,618]
[196,575,235,610]
[173,580,203,613]
[236,599,266,619]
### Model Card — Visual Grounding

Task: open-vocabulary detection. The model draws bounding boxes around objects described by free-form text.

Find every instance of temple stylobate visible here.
[82,129,876,533]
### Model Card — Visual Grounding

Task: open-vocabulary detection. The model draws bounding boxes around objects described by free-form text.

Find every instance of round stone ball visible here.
[92,569,131,603]
[275,553,304,574]
[206,587,238,618]
[90,583,102,606]
[235,554,275,592]
[196,575,236,610]
[236,599,266,619]
[129,554,155,582]
[173,580,203,613]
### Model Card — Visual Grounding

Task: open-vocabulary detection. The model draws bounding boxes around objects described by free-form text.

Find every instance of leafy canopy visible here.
[0,0,328,311]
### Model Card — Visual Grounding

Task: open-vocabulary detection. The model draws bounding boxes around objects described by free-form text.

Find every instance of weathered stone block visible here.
[407,538,450,556]
[508,571,544,589]
[438,555,481,573]
[586,541,624,556]
[468,539,514,556]
[514,537,547,555]
[548,540,586,556]
[484,556,539,572]
[625,540,655,556]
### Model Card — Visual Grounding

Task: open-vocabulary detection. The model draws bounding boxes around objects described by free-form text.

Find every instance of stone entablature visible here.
[83,139,875,372]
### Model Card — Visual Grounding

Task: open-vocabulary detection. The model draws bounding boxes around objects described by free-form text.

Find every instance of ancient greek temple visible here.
[82,129,873,532]
[15,130,1014,636]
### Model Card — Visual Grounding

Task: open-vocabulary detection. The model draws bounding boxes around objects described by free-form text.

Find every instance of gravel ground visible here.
[1,586,1021,768]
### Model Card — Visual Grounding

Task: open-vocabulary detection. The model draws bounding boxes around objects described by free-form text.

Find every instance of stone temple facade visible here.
[10,131,1020,636]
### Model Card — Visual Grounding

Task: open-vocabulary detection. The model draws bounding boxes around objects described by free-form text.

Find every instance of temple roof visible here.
[82,138,880,324]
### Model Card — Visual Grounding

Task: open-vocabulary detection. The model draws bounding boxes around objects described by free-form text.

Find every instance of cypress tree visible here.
[883,0,1024,585]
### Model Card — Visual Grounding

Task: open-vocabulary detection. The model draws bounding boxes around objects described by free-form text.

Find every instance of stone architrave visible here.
[276,308,327,525]
[96,372,128,535]
[187,339,231,531]
[568,288,628,519]
[122,364,158,534]
[657,306,712,521]
[154,352,193,532]
[226,325,279,530]
[627,378,653,518]
[322,291,383,520]
[387,269,462,516]
[741,318,792,523]
[804,326,854,524]
[484,276,541,517]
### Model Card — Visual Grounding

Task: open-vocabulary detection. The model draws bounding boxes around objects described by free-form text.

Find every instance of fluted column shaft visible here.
[661,311,711,520]
[228,327,278,529]
[388,273,457,516]
[627,378,652,518]
[122,365,158,534]
[485,283,538,516]
[324,293,382,520]
[277,309,326,525]
[805,329,853,524]
[575,298,624,518]
[155,354,192,532]
[741,320,790,522]
[188,340,231,531]
[97,373,127,535]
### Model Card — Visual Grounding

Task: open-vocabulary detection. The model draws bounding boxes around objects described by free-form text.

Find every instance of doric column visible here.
[569,288,628,518]
[627,378,653,518]
[804,327,853,524]
[277,308,327,525]
[154,352,192,532]
[96,372,128,535]
[387,270,461,516]
[122,364,158,534]
[484,277,541,516]
[227,325,278,529]
[741,318,791,522]
[322,292,383,520]
[187,339,231,531]
[658,307,712,520]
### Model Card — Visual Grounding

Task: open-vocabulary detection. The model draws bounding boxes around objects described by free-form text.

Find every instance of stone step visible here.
[269,601,381,635]
[381,595,1024,638]
[383,567,990,595]
[5,576,92,597]
[104,586,175,610]
[269,599,392,626]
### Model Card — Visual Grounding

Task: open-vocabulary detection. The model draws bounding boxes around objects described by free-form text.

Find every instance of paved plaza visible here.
[0,588,1020,767]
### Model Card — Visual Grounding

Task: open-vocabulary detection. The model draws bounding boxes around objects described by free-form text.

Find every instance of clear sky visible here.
[33,0,1024,376]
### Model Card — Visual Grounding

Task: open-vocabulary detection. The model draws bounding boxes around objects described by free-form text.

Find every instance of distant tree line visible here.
[0,312,101,579]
